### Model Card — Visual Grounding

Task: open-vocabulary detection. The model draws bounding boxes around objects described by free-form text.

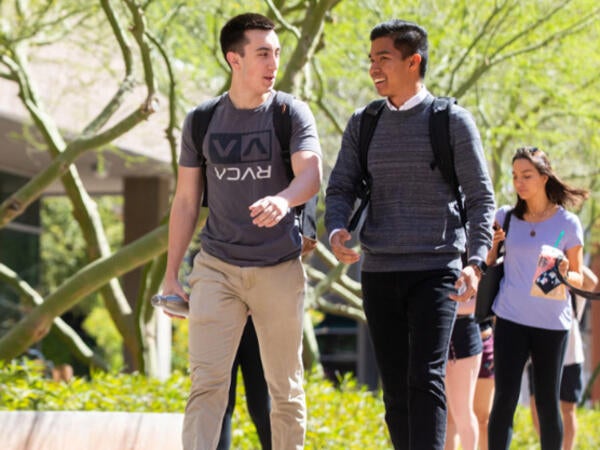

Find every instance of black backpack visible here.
[190,91,318,254]
[347,96,465,232]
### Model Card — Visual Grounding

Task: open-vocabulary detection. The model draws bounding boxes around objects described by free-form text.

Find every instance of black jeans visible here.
[361,269,459,450]
[217,316,271,450]
[488,317,568,450]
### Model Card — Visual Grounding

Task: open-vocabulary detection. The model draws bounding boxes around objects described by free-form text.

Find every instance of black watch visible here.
[469,260,487,276]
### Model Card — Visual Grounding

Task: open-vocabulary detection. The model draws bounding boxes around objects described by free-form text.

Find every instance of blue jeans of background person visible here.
[361,269,459,450]
[488,317,568,450]
[217,316,271,450]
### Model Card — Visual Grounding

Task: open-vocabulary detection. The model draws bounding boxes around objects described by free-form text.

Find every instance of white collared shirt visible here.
[385,85,429,111]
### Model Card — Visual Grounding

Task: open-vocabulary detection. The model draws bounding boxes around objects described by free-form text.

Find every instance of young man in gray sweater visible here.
[325,19,495,449]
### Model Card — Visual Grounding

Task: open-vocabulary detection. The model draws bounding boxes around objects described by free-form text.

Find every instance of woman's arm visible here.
[561,244,584,289]
[582,266,599,291]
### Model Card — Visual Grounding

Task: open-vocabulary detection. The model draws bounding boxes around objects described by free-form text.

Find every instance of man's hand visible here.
[160,279,189,319]
[249,196,289,228]
[449,265,481,303]
[330,229,360,264]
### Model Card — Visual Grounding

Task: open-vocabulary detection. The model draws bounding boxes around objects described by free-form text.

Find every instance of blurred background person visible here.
[474,319,495,450]
[445,296,483,450]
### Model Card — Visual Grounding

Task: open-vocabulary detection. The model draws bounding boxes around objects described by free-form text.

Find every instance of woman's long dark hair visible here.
[512,146,589,219]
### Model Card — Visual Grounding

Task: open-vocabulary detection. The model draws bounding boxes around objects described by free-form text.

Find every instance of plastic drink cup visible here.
[531,244,566,299]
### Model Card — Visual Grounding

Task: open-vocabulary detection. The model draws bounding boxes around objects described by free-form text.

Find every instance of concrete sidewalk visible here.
[0,411,183,450]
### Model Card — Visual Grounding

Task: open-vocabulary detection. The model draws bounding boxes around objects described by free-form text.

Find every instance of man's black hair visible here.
[220,13,276,63]
[370,19,429,78]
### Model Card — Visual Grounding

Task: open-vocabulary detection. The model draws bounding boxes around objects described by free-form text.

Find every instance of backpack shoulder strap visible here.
[191,96,222,158]
[502,209,512,233]
[429,96,465,225]
[358,99,386,184]
[191,96,223,207]
[497,209,513,255]
[347,99,385,232]
[429,96,457,186]
[272,91,294,181]
[272,92,319,244]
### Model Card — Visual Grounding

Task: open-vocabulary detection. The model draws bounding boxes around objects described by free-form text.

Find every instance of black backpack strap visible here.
[358,99,386,185]
[272,91,295,181]
[191,96,223,207]
[347,99,386,232]
[496,209,512,256]
[502,209,512,233]
[429,96,466,227]
[272,91,318,242]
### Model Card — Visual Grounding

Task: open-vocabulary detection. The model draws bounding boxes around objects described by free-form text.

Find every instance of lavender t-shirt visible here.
[492,205,583,330]
[179,91,321,267]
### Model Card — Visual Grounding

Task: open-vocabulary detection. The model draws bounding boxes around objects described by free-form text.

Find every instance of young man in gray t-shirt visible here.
[162,13,322,450]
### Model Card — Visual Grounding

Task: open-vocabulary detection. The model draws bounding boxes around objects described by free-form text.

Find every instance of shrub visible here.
[2,361,600,448]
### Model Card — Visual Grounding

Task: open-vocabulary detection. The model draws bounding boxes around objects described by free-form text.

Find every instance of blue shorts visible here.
[527,363,583,403]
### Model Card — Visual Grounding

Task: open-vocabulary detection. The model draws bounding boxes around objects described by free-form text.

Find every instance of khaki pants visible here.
[182,251,306,450]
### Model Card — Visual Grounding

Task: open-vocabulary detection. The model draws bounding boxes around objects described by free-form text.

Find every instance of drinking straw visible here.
[554,230,565,248]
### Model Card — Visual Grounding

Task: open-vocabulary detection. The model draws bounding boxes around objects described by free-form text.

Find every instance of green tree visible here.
[0,0,179,373]
[0,0,345,373]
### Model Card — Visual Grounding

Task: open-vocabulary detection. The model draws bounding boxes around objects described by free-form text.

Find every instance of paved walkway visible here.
[0,411,184,450]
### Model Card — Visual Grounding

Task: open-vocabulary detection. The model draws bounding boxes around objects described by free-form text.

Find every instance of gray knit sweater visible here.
[325,94,496,272]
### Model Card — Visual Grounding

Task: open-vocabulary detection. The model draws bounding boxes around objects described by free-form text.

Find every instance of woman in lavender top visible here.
[487,147,588,450]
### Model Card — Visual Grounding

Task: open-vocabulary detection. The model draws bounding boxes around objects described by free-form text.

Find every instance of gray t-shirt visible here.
[179,91,321,267]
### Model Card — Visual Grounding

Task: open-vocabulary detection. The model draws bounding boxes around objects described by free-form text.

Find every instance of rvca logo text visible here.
[208,130,272,163]
[208,130,274,181]
[214,166,272,181]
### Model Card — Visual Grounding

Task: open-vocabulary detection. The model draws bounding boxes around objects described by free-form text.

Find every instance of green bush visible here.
[2,361,600,449]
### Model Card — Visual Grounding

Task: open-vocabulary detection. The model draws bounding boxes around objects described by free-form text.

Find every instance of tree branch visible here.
[0,263,108,370]
[0,105,153,228]
[315,297,366,323]
[312,58,344,134]
[266,0,301,39]
[124,0,157,100]
[314,241,362,295]
[275,0,340,94]
[0,6,154,360]
[447,1,507,94]
[79,1,136,136]
[452,2,600,98]
[0,224,169,362]
[306,266,363,310]
[146,30,179,178]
